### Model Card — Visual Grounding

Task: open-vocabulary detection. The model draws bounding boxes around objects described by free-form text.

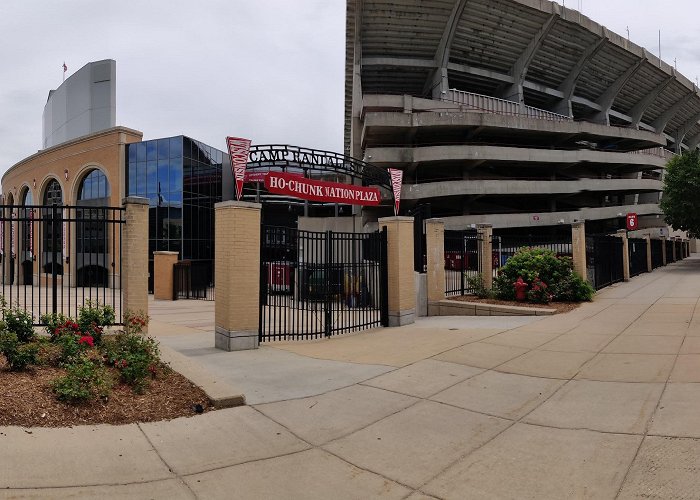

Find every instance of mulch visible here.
[450,295,583,314]
[0,360,213,428]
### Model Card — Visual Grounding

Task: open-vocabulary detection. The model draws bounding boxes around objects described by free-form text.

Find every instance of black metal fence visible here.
[410,204,431,273]
[628,238,648,278]
[259,226,388,341]
[174,260,214,300]
[586,235,624,290]
[651,239,664,269]
[493,235,573,269]
[444,230,480,296]
[666,240,676,263]
[0,204,124,325]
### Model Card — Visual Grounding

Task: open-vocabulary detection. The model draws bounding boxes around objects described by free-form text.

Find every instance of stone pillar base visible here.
[215,327,259,351]
[389,308,416,327]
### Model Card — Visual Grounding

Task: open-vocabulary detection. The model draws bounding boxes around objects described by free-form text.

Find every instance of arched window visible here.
[42,179,63,275]
[78,169,110,202]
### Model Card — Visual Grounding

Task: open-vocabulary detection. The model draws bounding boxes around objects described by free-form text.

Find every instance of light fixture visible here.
[64,169,69,181]
[32,179,36,188]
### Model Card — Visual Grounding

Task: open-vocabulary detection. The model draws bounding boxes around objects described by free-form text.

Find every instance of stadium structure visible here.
[345,0,700,235]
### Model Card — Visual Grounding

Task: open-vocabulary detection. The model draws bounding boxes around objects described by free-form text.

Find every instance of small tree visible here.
[660,150,700,237]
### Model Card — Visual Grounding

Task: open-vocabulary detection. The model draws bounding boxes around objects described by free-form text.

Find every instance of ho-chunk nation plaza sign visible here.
[226,139,403,213]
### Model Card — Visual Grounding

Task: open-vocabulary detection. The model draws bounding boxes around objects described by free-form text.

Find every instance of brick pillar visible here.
[153,251,179,300]
[122,197,149,332]
[571,221,587,279]
[379,216,415,327]
[477,224,493,290]
[425,219,445,306]
[215,201,261,351]
[661,236,667,265]
[616,229,630,281]
[644,234,652,272]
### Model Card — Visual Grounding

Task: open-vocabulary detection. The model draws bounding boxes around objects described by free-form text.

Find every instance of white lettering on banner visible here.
[11,212,15,257]
[265,172,381,206]
[0,217,4,255]
[226,136,252,201]
[387,168,403,215]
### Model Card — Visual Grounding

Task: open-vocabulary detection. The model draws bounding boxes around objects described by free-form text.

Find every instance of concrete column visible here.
[616,229,630,282]
[153,251,179,300]
[215,201,261,351]
[122,197,150,332]
[425,219,445,307]
[571,221,587,280]
[644,234,652,272]
[477,224,493,290]
[672,238,678,261]
[379,216,415,327]
[661,236,667,265]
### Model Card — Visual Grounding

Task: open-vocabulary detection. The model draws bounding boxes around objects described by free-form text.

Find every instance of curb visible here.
[158,344,246,408]
[428,299,556,317]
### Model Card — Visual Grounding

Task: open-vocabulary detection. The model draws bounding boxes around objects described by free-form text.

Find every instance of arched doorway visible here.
[76,169,110,287]
[42,179,63,276]
[20,188,33,285]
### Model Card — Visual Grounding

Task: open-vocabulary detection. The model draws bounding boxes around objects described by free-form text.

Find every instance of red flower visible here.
[78,335,94,347]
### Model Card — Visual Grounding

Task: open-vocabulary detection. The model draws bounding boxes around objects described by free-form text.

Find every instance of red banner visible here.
[626,213,638,231]
[29,209,33,257]
[388,168,403,215]
[265,172,381,206]
[226,136,252,201]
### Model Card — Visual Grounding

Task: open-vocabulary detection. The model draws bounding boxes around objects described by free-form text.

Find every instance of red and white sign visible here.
[265,172,381,206]
[226,136,252,201]
[11,211,16,257]
[244,171,269,183]
[0,218,4,256]
[387,168,403,216]
[626,213,638,231]
[29,210,33,257]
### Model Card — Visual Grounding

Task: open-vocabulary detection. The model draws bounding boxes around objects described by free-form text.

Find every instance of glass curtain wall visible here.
[126,136,222,292]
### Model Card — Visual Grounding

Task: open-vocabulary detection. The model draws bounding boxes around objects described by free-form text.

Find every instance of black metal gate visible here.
[173,260,214,300]
[259,226,388,341]
[666,240,675,263]
[628,238,648,278]
[651,239,664,269]
[0,204,124,325]
[586,235,624,290]
[444,230,481,296]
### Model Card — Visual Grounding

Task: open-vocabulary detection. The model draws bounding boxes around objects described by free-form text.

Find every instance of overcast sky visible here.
[1,0,698,178]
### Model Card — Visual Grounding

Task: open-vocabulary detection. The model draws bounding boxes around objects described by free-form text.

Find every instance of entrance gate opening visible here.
[259,225,388,341]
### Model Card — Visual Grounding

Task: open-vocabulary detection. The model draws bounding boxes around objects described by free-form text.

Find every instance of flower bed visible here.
[0,301,211,427]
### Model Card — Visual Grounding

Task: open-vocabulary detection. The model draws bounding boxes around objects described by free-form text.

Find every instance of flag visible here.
[226,136,252,201]
[387,168,403,216]
[63,62,67,72]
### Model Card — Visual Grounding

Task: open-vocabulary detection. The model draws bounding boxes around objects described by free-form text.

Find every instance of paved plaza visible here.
[2,257,700,498]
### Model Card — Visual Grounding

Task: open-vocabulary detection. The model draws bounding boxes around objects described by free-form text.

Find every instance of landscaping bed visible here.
[451,295,582,314]
[0,302,213,428]
[0,360,211,428]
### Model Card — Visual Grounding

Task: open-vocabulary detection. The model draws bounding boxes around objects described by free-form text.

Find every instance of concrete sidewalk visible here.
[2,257,700,498]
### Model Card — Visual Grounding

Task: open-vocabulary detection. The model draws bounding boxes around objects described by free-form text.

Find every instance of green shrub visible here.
[77,301,115,344]
[494,248,593,303]
[52,356,113,402]
[0,331,38,371]
[103,312,158,393]
[466,274,493,299]
[4,308,35,343]
[39,313,70,337]
[56,333,83,365]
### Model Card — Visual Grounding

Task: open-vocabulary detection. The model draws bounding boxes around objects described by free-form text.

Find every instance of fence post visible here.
[425,219,445,313]
[477,224,493,290]
[672,238,678,261]
[571,221,587,279]
[153,251,179,300]
[214,201,261,351]
[616,229,630,282]
[122,197,150,332]
[661,236,667,265]
[378,216,415,327]
[644,234,652,273]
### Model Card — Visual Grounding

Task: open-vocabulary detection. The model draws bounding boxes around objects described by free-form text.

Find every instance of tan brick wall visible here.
[379,216,415,326]
[122,198,149,331]
[153,251,179,300]
[571,221,587,280]
[645,235,652,272]
[426,219,445,304]
[477,224,493,289]
[215,202,261,333]
[617,230,630,281]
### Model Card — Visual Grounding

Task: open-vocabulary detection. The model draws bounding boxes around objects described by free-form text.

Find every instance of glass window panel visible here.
[169,137,182,158]
[157,160,170,194]
[128,165,136,195]
[135,162,146,195]
[147,161,157,194]
[169,159,183,193]
[136,142,146,162]
[158,139,169,160]
[128,144,136,163]
[169,191,183,205]
[146,141,157,161]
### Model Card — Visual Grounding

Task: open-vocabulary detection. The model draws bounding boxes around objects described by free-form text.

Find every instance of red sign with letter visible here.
[265,172,381,206]
[226,136,252,201]
[626,213,638,231]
